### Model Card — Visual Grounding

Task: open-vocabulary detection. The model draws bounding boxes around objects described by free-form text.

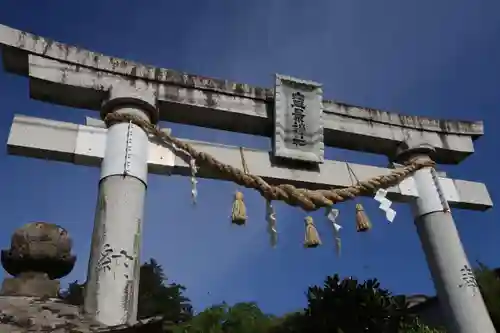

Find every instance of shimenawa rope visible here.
[104,113,435,212]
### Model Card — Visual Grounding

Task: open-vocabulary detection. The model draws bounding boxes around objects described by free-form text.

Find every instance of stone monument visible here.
[0,222,164,332]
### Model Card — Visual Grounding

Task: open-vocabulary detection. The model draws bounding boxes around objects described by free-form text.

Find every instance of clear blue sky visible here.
[0,0,499,316]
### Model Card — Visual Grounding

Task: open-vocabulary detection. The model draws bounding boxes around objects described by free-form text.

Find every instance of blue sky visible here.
[0,0,499,316]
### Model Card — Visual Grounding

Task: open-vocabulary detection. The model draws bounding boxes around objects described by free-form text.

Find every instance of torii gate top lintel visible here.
[0,23,482,165]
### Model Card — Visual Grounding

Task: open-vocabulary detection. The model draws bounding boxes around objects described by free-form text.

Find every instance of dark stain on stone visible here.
[42,39,53,56]
[150,67,163,81]
[130,66,137,78]
[154,67,163,82]
[17,31,27,48]
[185,88,196,105]
[398,114,415,130]
[438,119,450,133]
[165,87,180,102]
[438,133,450,150]
[212,78,227,91]
[62,44,70,60]
[61,69,68,84]
[110,57,121,70]
[205,91,217,108]
[125,75,137,87]
[122,280,133,318]
[185,74,196,88]
[254,87,265,99]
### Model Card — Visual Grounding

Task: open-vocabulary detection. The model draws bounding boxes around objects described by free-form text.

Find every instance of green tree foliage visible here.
[402,318,446,333]
[298,274,412,333]
[267,311,306,333]
[138,259,193,323]
[60,265,449,333]
[66,259,500,333]
[60,280,85,306]
[173,302,277,333]
[173,274,414,333]
[475,263,500,331]
[59,258,193,324]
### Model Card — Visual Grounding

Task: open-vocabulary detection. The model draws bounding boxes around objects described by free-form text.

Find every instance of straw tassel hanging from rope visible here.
[346,163,372,232]
[231,147,250,225]
[304,216,322,248]
[232,191,247,225]
[355,203,371,232]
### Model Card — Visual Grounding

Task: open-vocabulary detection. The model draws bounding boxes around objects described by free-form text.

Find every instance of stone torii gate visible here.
[0,24,496,333]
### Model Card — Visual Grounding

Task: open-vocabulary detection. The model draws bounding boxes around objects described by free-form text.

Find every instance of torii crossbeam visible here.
[0,23,495,333]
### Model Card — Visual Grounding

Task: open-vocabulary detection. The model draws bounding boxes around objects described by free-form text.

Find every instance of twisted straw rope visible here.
[105,113,435,211]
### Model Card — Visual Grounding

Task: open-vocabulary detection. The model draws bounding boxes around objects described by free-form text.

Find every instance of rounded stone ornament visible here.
[1,222,76,279]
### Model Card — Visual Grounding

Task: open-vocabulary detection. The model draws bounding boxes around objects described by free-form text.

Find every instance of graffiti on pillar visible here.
[132,218,141,281]
[458,264,479,295]
[118,249,134,279]
[96,244,135,278]
[97,244,113,272]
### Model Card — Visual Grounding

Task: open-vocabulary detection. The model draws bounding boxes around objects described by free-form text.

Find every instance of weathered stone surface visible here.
[0,296,102,332]
[0,296,164,332]
[1,273,59,298]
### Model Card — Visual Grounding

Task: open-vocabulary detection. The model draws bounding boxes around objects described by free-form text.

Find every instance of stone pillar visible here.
[0,222,76,298]
[396,144,496,333]
[84,84,158,326]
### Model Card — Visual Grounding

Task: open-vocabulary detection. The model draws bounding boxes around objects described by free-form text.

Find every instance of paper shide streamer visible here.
[163,130,199,204]
[266,201,277,247]
[326,207,342,256]
[373,188,396,223]
[189,158,199,204]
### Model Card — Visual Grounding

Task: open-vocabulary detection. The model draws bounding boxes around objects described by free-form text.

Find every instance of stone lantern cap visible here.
[0,222,76,298]
[1,222,76,280]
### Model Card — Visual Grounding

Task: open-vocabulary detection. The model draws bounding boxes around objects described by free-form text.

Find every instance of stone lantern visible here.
[0,222,164,332]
